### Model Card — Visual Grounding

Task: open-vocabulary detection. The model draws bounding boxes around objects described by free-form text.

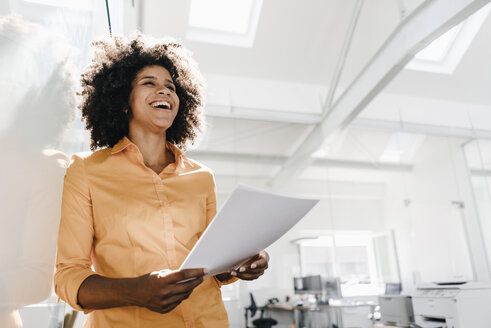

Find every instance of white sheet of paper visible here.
[180,185,319,276]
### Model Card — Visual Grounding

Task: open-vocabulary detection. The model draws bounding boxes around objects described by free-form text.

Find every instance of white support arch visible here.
[269,0,491,190]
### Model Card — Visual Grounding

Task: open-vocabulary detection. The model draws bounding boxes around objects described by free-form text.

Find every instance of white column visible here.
[453,141,491,282]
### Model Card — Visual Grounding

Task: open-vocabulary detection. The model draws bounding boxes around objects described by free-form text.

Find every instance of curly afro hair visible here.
[79,33,205,151]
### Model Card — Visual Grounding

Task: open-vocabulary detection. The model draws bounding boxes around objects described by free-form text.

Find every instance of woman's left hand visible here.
[230,250,269,281]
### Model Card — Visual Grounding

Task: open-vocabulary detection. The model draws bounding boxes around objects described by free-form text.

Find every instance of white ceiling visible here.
[138,0,491,106]
[142,1,408,85]
[5,0,491,192]
[140,0,491,189]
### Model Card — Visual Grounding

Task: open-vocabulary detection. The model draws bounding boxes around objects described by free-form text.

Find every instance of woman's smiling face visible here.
[128,65,180,135]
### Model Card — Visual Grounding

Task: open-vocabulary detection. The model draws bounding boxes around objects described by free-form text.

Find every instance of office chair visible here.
[244,293,278,328]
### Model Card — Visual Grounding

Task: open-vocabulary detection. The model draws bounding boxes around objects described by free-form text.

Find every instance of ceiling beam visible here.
[205,104,320,124]
[352,118,491,140]
[470,169,491,176]
[269,0,491,190]
[187,150,413,172]
[187,151,284,165]
[214,175,387,200]
[204,110,491,140]
[314,158,412,172]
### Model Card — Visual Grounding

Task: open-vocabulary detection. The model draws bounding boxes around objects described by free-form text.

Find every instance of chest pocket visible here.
[93,197,129,243]
[170,195,207,250]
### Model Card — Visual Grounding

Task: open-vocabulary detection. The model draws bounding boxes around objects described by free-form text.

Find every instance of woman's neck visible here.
[127,130,173,174]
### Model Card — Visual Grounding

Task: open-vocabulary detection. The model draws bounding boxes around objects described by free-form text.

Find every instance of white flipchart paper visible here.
[180,185,319,276]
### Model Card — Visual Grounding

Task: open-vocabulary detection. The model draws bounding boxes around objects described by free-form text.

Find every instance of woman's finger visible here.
[236,263,268,274]
[258,250,270,262]
[249,258,268,270]
[236,271,264,281]
[237,251,269,271]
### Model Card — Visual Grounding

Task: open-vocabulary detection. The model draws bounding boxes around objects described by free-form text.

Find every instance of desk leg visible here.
[293,309,299,328]
[294,309,307,328]
[335,307,344,328]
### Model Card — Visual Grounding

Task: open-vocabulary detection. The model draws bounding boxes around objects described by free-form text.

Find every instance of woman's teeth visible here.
[151,101,171,109]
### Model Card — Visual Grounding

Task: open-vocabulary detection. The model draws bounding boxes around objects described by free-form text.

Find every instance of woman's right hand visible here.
[134,268,207,314]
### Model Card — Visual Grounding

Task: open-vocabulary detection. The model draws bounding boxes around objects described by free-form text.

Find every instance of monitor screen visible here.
[293,275,322,294]
[385,282,402,295]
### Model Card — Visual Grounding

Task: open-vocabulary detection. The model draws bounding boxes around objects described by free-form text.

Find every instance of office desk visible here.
[266,301,376,328]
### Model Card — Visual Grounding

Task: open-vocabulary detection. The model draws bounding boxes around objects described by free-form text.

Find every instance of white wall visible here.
[383,136,475,294]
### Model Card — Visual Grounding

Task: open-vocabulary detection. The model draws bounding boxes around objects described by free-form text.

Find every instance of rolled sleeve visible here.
[54,155,96,312]
[214,274,239,287]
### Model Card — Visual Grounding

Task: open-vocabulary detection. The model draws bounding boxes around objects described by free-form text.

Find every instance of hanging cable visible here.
[465,111,491,203]
[105,0,112,37]
[325,166,338,278]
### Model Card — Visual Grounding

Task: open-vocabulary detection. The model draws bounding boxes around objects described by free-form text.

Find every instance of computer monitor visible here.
[385,283,402,295]
[293,275,323,294]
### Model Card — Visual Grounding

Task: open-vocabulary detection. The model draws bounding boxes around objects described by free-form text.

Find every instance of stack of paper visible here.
[180,185,319,276]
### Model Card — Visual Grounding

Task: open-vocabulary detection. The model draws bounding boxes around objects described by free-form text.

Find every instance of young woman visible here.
[54,34,269,328]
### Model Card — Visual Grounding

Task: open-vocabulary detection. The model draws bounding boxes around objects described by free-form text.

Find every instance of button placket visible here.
[153,177,164,206]
[156,181,178,269]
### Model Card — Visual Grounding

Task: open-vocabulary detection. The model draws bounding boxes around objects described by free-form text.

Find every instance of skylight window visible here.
[413,25,461,62]
[406,3,491,74]
[189,0,253,34]
[186,0,263,48]
[380,132,425,163]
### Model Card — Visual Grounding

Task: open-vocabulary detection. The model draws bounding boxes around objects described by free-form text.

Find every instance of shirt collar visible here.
[111,136,133,154]
[111,136,197,173]
[165,142,197,173]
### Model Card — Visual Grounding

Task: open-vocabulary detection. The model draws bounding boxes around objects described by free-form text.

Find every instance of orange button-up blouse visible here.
[54,137,235,328]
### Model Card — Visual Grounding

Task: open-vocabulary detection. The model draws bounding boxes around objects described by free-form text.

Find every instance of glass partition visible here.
[464,139,491,274]
[18,297,65,328]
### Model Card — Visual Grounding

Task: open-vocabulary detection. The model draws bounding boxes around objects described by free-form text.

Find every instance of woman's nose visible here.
[157,87,170,95]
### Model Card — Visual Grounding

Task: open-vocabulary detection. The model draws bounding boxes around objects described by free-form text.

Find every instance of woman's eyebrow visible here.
[139,76,174,84]
[140,75,156,80]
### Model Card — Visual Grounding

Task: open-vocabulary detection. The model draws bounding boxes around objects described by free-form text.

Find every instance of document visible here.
[180,185,319,276]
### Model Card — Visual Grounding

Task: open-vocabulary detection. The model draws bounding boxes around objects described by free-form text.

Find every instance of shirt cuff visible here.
[214,275,239,287]
[62,270,97,313]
